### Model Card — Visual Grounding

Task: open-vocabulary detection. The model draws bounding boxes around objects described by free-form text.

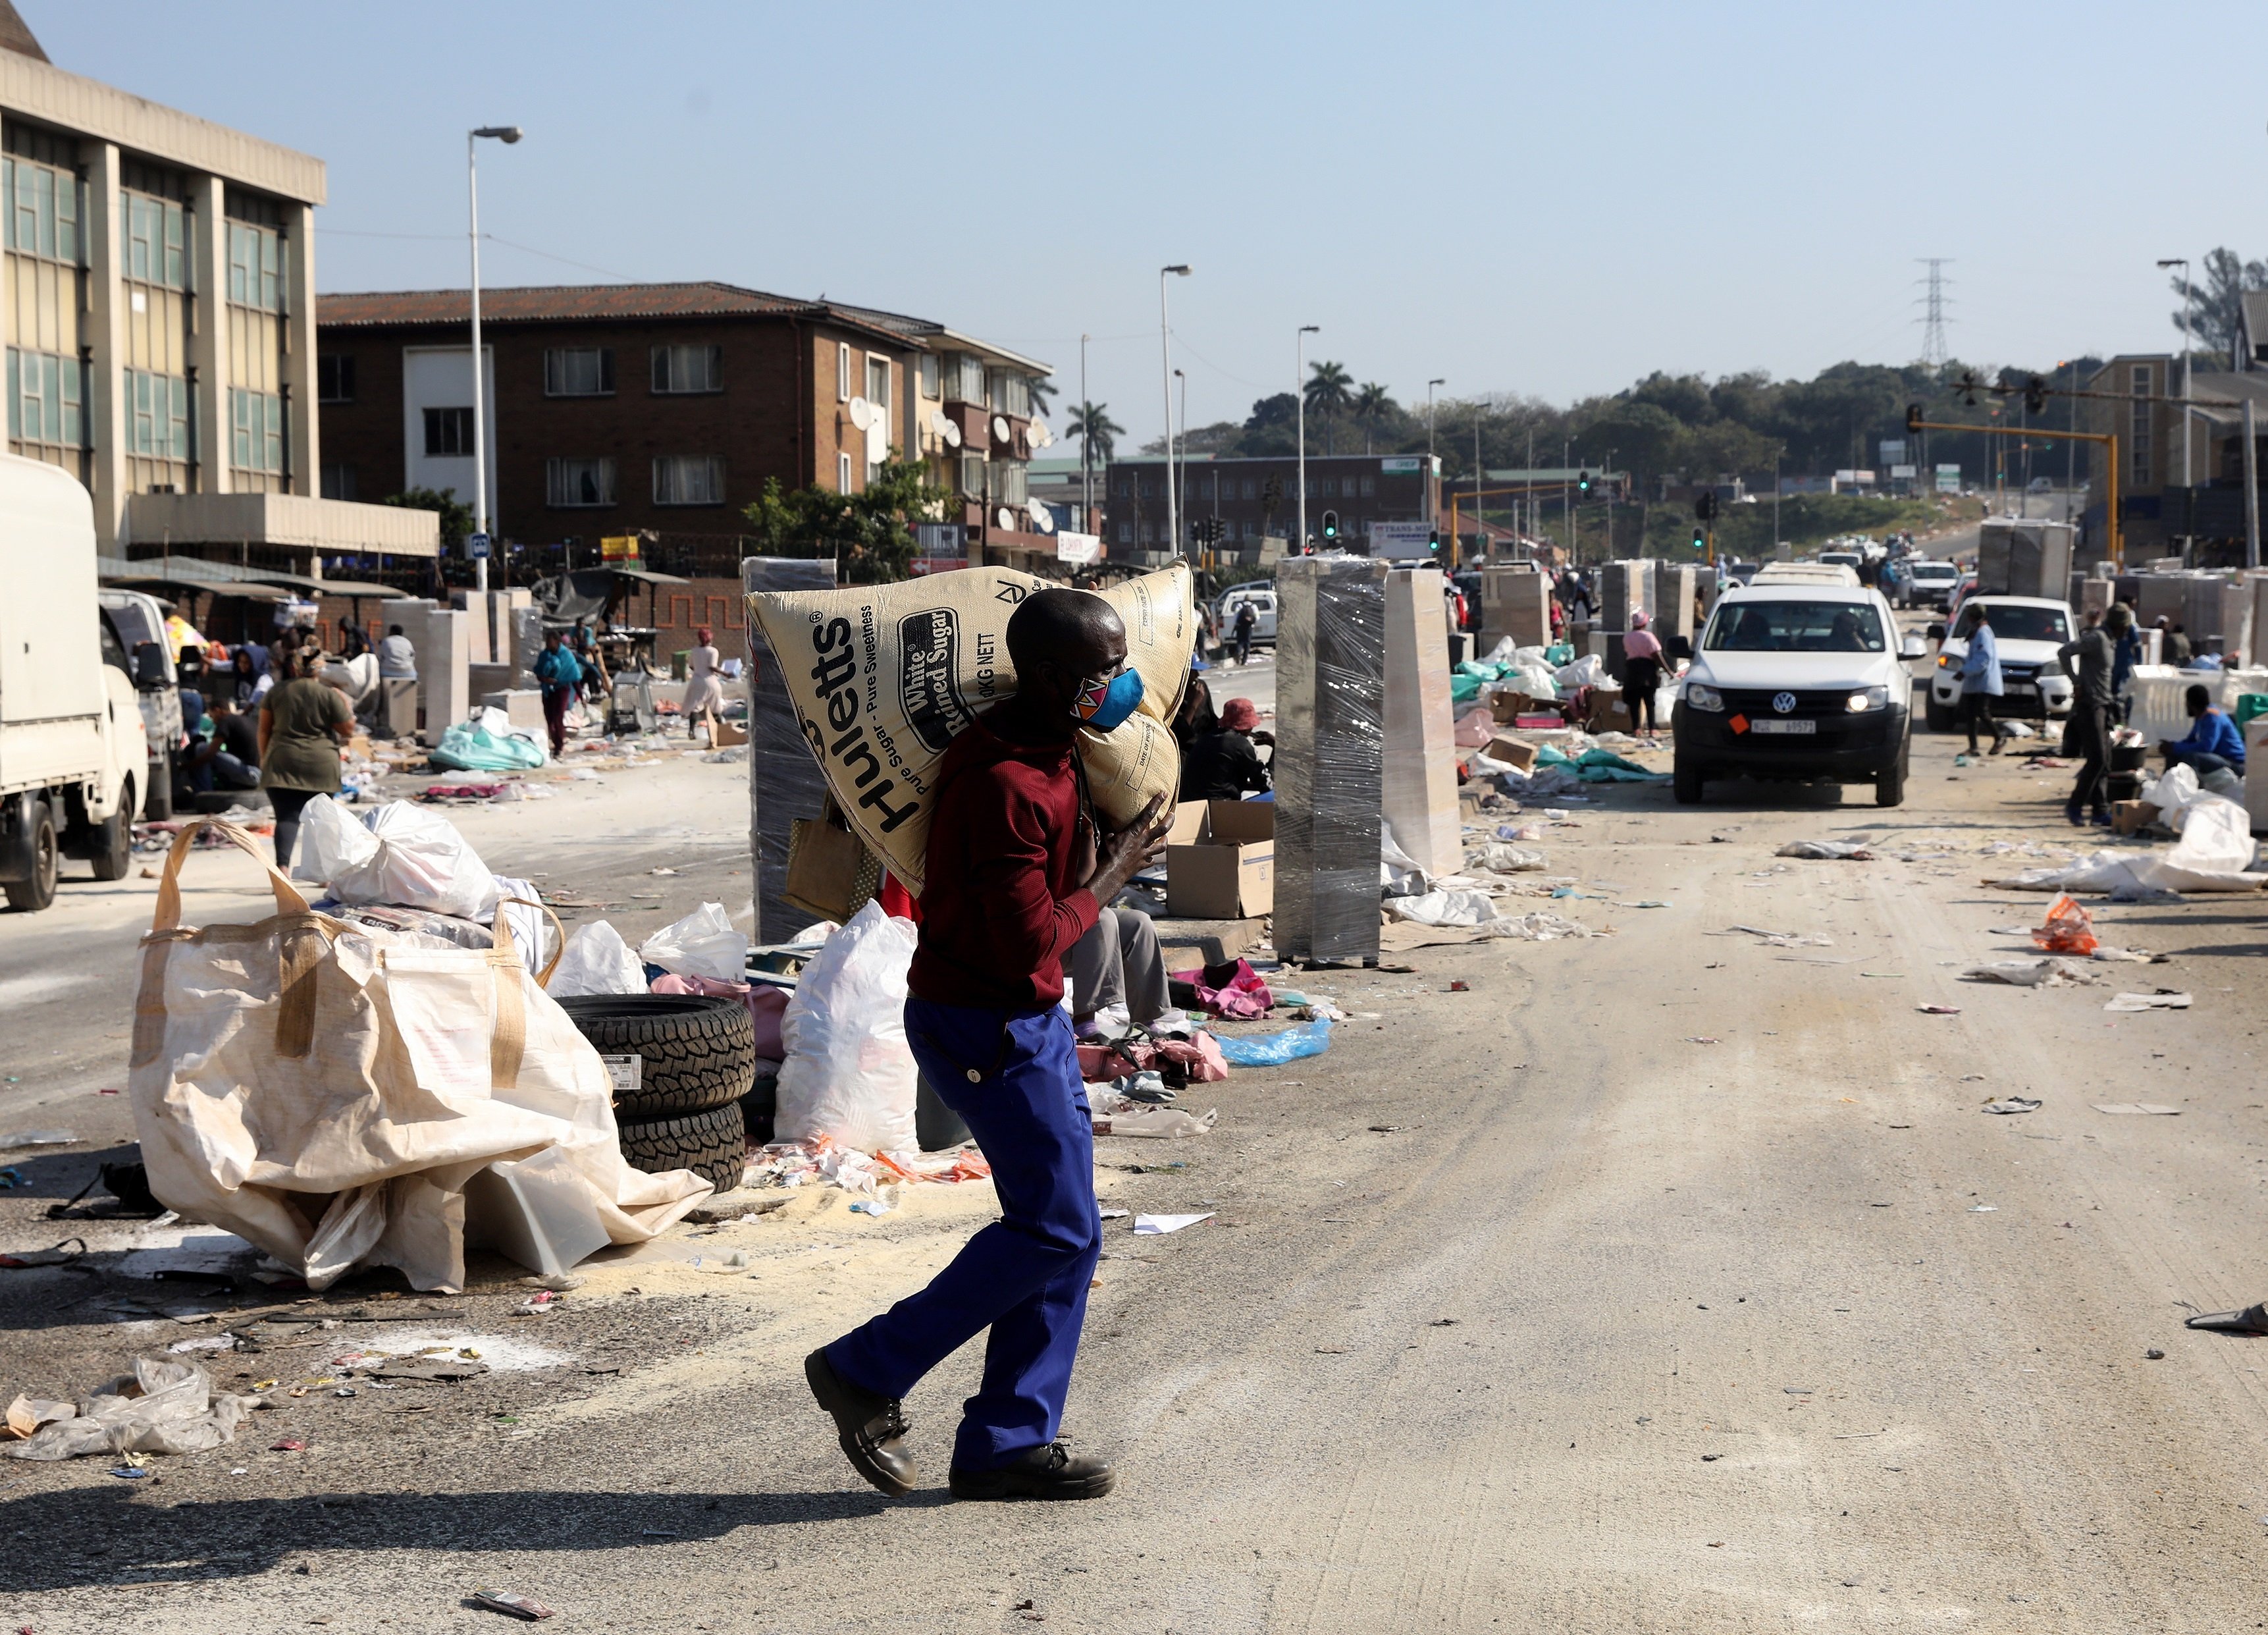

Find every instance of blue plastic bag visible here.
[1214,1019,1331,1066]
[430,716,547,772]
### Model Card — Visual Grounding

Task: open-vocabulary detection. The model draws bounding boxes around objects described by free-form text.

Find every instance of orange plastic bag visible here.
[2032,893,2098,955]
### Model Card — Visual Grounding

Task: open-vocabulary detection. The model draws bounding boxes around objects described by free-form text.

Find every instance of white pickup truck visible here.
[0,452,148,910]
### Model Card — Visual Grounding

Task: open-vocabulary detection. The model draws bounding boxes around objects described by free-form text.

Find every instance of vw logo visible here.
[1772,691,1797,714]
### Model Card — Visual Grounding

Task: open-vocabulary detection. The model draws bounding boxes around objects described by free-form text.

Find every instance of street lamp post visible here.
[466,124,522,594]
[1079,333,1090,527]
[1296,325,1319,552]
[1159,265,1190,554]
[1173,367,1188,559]
[1426,377,1444,525]
[2159,257,2194,556]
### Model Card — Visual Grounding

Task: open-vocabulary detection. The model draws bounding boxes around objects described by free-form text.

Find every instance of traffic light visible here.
[1906,402,1924,434]
[1577,469,1593,496]
[1694,491,1718,523]
[1692,527,1706,552]
[2024,375,2047,415]
[1321,509,1338,541]
[1428,529,1440,555]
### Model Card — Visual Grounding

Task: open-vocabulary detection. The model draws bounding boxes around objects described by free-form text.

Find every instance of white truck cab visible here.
[0,452,146,909]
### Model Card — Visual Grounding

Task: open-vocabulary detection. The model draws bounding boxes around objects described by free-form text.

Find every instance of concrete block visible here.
[481,689,546,734]
[511,606,544,687]
[1650,564,1697,643]
[452,591,492,664]
[469,662,514,702]
[1383,568,1460,878]
[1275,557,1387,964]
[1481,565,1549,649]
[419,608,471,744]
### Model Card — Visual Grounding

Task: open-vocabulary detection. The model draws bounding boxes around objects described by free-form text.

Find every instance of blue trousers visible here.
[825,998,1101,1471]
[2171,750,2240,780]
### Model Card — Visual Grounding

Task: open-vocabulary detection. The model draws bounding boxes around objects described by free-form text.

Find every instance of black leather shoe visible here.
[949,1441,1116,1501]
[804,1349,916,1497]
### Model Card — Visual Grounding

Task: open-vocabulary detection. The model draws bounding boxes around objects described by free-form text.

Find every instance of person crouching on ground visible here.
[1181,696,1271,801]
[805,587,1170,1502]
[534,631,583,758]
[2159,683,2246,781]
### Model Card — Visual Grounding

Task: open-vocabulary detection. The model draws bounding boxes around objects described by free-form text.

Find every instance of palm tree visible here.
[1027,375,1058,421]
[1066,401,1124,504]
[1353,382,1398,454]
[1304,360,1354,454]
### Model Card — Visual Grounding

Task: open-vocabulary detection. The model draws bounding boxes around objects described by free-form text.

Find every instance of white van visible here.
[0,453,147,909]
[97,587,184,818]
[1671,580,1926,807]
[1924,596,2075,728]
[1753,562,1862,587]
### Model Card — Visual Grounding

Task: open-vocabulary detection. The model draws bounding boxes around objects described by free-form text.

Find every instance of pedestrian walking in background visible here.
[534,631,583,758]
[679,624,725,737]
[258,648,353,869]
[1621,610,1665,741]
[2111,603,2142,724]
[1959,604,2002,755]
[2058,604,2127,824]
[806,587,1169,1503]
[1232,601,1255,667]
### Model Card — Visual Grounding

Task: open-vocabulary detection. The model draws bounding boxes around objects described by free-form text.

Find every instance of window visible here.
[122,192,186,289]
[837,342,851,402]
[653,455,725,506]
[918,353,939,399]
[2,156,79,263]
[944,352,984,404]
[986,461,1028,506]
[1242,479,1257,500]
[7,348,81,449]
[126,369,190,459]
[1704,600,1886,653]
[839,452,853,492]
[230,388,284,474]
[1360,475,1375,496]
[225,222,283,311]
[957,453,986,496]
[2130,363,2153,485]
[544,347,614,396]
[652,344,722,394]
[316,354,355,404]
[866,354,890,409]
[986,369,1030,418]
[423,406,474,457]
[320,462,357,501]
[1953,603,2069,644]
[546,456,616,507]
[1116,522,1133,544]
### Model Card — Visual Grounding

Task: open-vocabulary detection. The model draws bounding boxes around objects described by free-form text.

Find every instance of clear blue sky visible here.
[34,1,2264,448]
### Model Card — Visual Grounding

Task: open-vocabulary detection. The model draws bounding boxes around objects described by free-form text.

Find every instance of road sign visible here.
[1380,456,1424,474]
[600,534,640,562]
[467,532,490,560]
[1055,530,1101,566]
[1935,464,1961,494]
[1367,519,1434,554]
[1879,439,1907,467]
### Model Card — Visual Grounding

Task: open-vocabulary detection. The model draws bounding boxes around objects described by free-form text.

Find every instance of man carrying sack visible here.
[804,588,1170,1501]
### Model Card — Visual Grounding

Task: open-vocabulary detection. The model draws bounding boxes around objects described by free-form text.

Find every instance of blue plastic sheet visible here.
[1214,1019,1332,1066]
[429,718,546,772]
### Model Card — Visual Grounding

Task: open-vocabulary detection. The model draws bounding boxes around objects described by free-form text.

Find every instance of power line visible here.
[1914,258,1954,369]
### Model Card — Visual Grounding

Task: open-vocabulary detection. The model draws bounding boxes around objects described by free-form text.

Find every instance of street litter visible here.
[2,1357,256,1461]
[544,921,646,998]
[1385,886,1504,927]
[1776,841,1876,861]
[1473,911,1600,941]
[1214,1021,1332,1066]
[2093,1103,2182,1115]
[1092,1104,1219,1139]
[1916,1004,1962,1015]
[639,901,750,984]
[774,903,918,1152]
[1132,1213,1214,1235]
[1467,843,1546,873]
[1723,925,1831,948]
[0,1129,75,1149]
[1987,786,2265,896]
[2031,894,2098,955]
[469,1590,556,1621]
[2105,992,2191,1012]
[2184,1302,2268,1335]
[1982,1097,2042,1115]
[1963,959,2098,988]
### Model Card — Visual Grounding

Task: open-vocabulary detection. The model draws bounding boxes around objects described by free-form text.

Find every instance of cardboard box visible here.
[1483,734,1539,772]
[1167,799,1275,919]
[1585,693,1633,733]
[2111,799,2157,837]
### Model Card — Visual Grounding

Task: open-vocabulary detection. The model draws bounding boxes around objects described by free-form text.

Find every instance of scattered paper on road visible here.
[2105,992,2191,1012]
[1132,1213,1215,1235]
[2092,1103,2182,1116]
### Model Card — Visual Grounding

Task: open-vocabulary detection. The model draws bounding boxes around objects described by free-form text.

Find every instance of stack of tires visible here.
[557,996,756,1194]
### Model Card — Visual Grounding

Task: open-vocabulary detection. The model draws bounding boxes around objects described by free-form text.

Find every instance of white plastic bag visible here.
[546,921,648,997]
[639,901,748,983]
[319,800,498,919]
[1554,653,1607,691]
[774,901,918,1153]
[3,1357,253,1462]
[290,793,379,885]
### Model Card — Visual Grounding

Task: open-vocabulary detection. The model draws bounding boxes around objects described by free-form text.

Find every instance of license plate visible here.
[1749,718,1816,735]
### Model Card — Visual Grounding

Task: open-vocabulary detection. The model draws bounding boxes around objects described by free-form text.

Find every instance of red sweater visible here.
[909,720,1098,1011]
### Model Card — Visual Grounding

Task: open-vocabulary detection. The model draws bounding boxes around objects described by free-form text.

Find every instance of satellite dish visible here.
[1028,500,1055,534]
[1029,419,1053,448]
[991,414,1011,444]
[929,408,951,438]
[847,396,873,432]
[997,506,1016,533]
[942,420,963,448]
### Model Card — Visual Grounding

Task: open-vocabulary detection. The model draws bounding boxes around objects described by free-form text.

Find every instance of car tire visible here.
[88,780,134,882]
[615,1102,747,1194]
[1924,694,1955,733]
[556,994,757,1120]
[1876,753,1907,808]
[1673,757,1704,805]
[4,799,59,913]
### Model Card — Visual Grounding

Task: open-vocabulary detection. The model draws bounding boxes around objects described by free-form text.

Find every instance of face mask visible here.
[1070,666,1144,732]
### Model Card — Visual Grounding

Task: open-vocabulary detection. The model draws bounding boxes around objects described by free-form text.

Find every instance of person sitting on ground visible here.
[1064,904,1182,1045]
[1959,604,2002,756]
[2158,683,2246,779]
[1171,674,1218,758]
[182,695,262,792]
[1181,697,1272,800]
[534,631,585,758]
[377,624,415,682]
[1621,611,1666,740]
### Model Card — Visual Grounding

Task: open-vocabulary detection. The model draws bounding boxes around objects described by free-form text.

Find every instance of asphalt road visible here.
[9,663,2268,1632]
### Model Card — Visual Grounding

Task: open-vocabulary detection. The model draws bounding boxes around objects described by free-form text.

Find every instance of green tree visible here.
[382,485,474,554]
[2182,248,2267,354]
[1352,382,1398,453]
[1303,360,1354,453]
[1067,400,1123,494]
[741,458,950,584]
[1028,374,1059,419]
